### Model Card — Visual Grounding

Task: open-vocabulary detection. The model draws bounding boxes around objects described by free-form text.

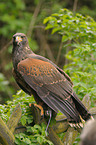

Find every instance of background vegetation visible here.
[0,0,96,144]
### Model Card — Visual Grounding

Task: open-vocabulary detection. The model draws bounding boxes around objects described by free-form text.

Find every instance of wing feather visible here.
[17,58,80,121]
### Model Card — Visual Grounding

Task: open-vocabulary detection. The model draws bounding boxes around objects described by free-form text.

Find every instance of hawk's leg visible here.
[45,110,52,135]
[29,103,44,119]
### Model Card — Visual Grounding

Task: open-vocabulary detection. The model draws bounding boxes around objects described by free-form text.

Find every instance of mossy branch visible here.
[0,104,22,145]
[0,117,15,145]
[0,95,96,145]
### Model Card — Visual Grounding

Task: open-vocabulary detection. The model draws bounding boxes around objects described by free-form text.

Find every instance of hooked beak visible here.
[15,36,22,44]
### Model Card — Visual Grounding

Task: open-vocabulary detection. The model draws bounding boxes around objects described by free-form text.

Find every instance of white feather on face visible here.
[16,36,22,42]
[13,33,28,47]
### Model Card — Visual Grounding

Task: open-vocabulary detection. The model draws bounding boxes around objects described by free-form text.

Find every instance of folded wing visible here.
[17,57,81,122]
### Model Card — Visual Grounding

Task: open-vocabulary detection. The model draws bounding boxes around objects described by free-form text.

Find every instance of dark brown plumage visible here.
[12,33,91,124]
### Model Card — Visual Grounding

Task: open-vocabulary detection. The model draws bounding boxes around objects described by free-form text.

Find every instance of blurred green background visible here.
[0,1,96,144]
[0,0,96,104]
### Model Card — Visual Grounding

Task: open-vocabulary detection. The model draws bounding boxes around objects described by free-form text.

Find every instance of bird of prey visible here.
[12,33,92,126]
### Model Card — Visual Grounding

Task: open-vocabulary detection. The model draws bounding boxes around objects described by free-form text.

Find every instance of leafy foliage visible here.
[0,73,14,103]
[0,0,26,36]
[44,8,96,105]
[15,124,53,145]
[1,5,96,145]
[0,90,53,145]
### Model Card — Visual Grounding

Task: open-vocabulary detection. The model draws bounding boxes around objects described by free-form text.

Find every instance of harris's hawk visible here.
[12,33,92,126]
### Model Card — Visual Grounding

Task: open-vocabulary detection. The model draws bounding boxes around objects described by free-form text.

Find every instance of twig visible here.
[73,0,78,12]
[33,25,45,29]
[27,0,43,37]
[36,29,55,62]
[56,41,63,65]
[45,43,55,63]
[0,40,12,54]
[65,40,71,65]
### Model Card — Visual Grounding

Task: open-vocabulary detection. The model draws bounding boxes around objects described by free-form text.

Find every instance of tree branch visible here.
[27,0,43,37]
[0,117,15,145]
[0,104,22,145]
[0,40,12,55]
[73,0,78,12]
[56,41,63,65]
[36,29,55,62]
[7,104,22,133]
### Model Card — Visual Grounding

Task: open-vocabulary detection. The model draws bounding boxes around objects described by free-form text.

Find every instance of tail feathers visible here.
[69,122,83,133]
[72,92,92,121]
[69,122,83,129]
[42,93,81,123]
[70,115,94,130]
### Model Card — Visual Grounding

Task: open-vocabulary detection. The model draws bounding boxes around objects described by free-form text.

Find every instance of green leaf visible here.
[45,24,54,30]
[62,35,68,42]
[37,136,43,144]
[43,16,52,24]
[21,116,27,126]
[51,27,61,34]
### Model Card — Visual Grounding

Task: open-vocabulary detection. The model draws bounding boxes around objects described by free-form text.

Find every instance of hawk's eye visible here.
[21,36,24,39]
